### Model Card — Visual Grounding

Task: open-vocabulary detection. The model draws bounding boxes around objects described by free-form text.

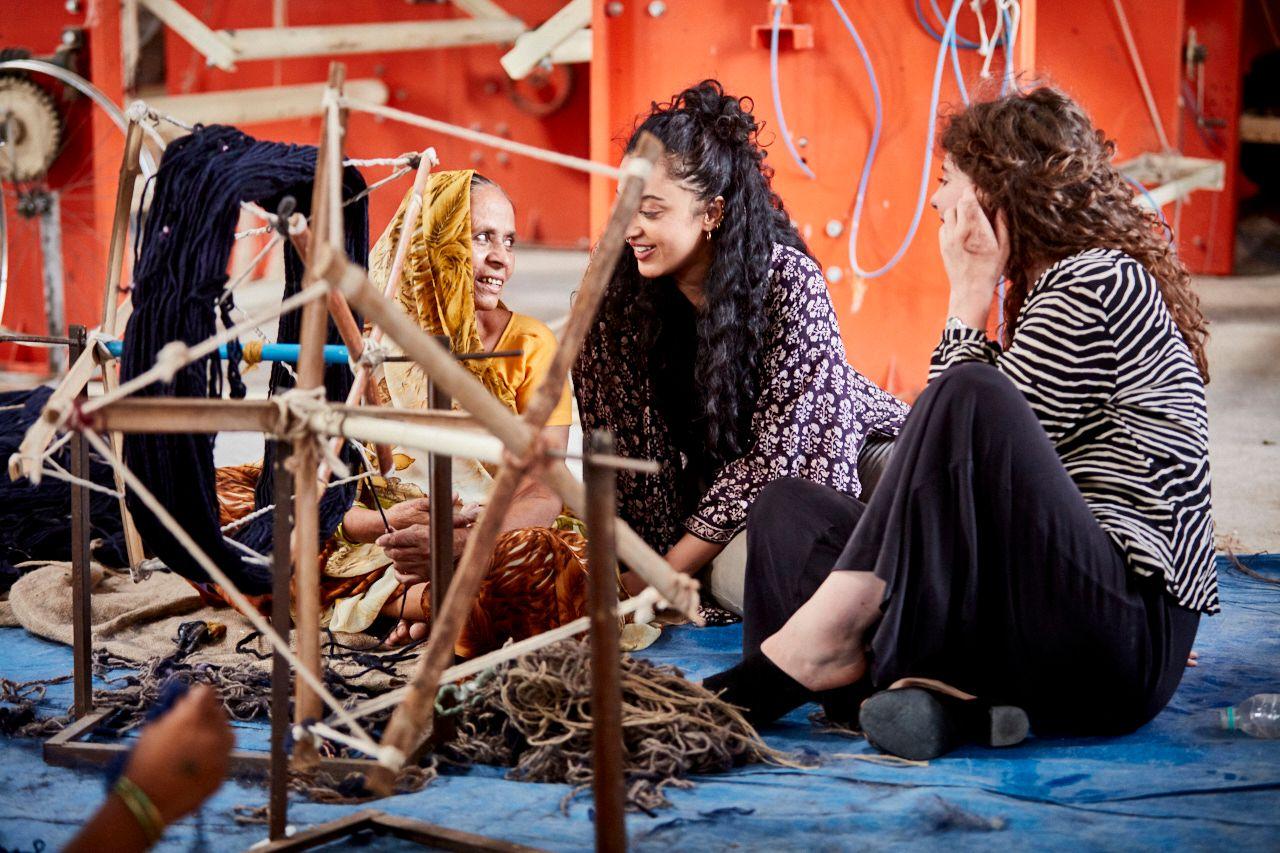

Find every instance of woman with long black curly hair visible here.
[573,81,908,606]
[705,85,1216,760]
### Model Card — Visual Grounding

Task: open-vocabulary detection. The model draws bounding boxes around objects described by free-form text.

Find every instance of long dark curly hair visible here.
[598,80,810,460]
[941,86,1210,381]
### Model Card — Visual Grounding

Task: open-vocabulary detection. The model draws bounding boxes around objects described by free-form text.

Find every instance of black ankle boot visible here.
[702,651,814,726]
[813,681,874,728]
[859,687,1029,760]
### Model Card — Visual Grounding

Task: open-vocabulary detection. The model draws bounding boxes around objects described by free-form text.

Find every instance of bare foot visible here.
[760,570,884,692]
[384,618,429,648]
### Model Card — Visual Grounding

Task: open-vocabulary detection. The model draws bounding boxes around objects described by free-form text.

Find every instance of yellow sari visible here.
[214,171,588,658]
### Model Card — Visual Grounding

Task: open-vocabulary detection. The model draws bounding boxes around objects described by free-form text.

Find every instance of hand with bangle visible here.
[65,685,233,852]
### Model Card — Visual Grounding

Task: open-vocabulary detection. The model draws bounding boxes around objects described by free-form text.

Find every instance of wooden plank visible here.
[146,79,388,132]
[98,121,147,571]
[269,447,294,841]
[1240,113,1280,145]
[69,331,93,718]
[450,0,520,22]
[255,811,380,852]
[88,397,479,434]
[499,0,589,79]
[138,0,238,71]
[289,63,345,768]
[372,812,550,852]
[226,19,525,62]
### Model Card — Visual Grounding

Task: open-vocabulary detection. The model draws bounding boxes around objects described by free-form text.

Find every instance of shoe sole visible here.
[860,688,1029,760]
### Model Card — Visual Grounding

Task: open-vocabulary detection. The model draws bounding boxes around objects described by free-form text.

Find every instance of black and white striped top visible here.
[931,248,1218,613]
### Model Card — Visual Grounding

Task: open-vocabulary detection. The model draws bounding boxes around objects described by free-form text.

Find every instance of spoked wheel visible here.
[0,58,156,376]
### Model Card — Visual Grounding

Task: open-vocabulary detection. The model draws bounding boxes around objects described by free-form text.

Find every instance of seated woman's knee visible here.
[930,363,1024,412]
[750,478,832,528]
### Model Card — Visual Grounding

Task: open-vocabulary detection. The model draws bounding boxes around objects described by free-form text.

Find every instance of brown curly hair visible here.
[940,86,1209,381]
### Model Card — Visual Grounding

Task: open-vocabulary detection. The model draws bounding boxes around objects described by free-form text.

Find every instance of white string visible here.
[338,587,664,723]
[1109,0,1173,152]
[343,154,418,168]
[221,233,282,303]
[341,97,626,180]
[127,99,196,132]
[79,426,383,752]
[296,722,405,768]
[38,459,124,499]
[222,534,272,566]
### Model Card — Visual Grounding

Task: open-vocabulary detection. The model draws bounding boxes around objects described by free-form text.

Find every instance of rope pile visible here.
[445,638,805,813]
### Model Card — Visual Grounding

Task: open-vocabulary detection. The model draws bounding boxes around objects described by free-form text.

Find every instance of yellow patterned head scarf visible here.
[368,169,517,412]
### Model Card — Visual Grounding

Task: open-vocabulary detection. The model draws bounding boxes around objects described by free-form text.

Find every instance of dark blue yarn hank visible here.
[120,125,368,595]
[0,387,127,592]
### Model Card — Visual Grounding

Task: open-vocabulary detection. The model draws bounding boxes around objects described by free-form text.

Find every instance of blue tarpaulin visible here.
[1,554,1277,850]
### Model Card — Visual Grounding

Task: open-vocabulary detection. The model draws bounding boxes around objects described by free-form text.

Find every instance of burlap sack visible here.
[6,562,413,688]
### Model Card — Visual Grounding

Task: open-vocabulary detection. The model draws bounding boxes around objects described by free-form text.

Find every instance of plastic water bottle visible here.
[1219,694,1280,738]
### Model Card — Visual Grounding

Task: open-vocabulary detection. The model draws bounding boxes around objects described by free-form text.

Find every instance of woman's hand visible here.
[122,684,233,824]
[379,520,473,585]
[940,187,1009,329]
[383,497,432,531]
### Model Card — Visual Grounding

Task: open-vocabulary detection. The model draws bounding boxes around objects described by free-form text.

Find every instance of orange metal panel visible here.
[1176,0,1244,275]
[591,0,1033,396]
[590,0,1217,394]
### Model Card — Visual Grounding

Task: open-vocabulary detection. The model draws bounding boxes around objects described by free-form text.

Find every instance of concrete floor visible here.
[1199,272,1280,553]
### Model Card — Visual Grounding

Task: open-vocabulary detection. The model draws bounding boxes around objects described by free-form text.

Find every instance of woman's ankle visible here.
[760,633,866,692]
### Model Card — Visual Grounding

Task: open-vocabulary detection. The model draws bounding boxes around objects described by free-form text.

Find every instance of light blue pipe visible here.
[103,340,352,365]
[834,0,968,279]
[770,3,817,180]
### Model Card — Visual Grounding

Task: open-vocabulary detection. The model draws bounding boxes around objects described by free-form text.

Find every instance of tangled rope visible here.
[445,639,807,814]
[2,636,807,814]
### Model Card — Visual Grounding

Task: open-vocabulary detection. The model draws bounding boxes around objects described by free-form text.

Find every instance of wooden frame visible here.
[135,0,527,69]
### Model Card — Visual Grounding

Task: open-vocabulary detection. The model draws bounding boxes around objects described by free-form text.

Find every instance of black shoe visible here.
[702,650,814,726]
[859,687,1029,760]
[813,681,873,729]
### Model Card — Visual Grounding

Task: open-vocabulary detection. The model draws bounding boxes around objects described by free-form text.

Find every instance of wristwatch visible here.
[945,316,977,333]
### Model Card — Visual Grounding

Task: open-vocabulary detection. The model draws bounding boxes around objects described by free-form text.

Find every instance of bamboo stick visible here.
[98,120,148,571]
[10,344,101,482]
[88,397,480,435]
[290,62,345,766]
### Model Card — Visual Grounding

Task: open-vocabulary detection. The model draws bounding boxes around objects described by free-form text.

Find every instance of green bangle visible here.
[114,774,165,844]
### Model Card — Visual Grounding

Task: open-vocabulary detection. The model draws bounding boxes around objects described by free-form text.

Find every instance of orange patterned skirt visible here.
[201,462,596,659]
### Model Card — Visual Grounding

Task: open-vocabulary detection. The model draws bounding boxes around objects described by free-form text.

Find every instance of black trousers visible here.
[742,363,1199,736]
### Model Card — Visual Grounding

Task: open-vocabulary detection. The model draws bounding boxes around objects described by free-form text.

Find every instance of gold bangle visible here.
[113,774,165,844]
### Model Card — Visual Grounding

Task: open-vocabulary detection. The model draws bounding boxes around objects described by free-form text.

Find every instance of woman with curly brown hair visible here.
[704,86,1217,759]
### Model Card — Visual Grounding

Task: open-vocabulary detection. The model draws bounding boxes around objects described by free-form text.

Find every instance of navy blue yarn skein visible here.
[120,125,368,594]
[0,387,127,591]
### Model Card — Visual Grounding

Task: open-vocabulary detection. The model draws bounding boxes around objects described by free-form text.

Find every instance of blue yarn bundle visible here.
[120,125,368,595]
[0,386,127,591]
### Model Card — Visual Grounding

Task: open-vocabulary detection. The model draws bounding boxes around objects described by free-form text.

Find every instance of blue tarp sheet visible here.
[2,555,1278,851]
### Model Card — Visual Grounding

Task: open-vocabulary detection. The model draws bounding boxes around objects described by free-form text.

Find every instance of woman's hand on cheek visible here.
[941,189,1009,329]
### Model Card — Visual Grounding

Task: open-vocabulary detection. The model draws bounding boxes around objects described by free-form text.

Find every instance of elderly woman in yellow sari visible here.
[216,170,587,656]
